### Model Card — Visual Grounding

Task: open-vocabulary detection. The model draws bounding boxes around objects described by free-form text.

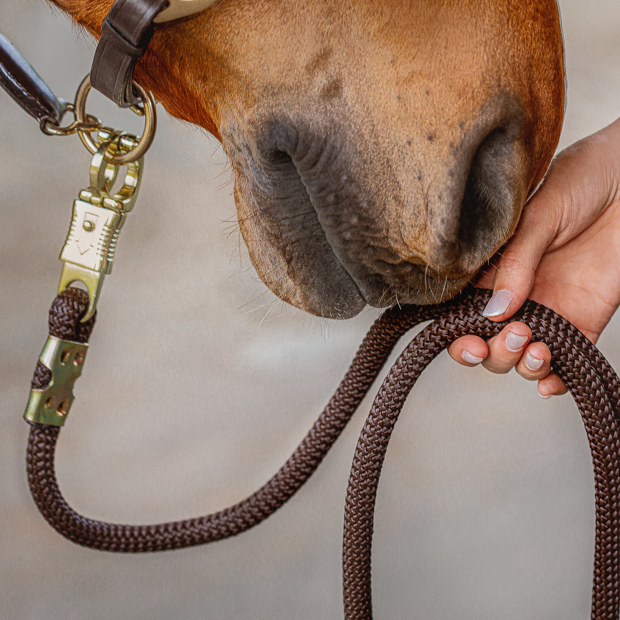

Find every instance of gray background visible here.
[1,1,620,618]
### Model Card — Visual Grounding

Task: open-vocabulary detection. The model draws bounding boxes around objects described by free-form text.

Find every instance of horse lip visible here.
[250,119,393,306]
[227,119,486,313]
[287,149,371,305]
[290,151,473,308]
[224,122,367,318]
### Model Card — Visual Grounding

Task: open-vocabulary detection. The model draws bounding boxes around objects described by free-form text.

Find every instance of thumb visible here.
[480,190,559,321]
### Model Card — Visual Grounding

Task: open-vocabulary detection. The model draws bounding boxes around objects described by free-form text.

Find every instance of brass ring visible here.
[75,75,157,165]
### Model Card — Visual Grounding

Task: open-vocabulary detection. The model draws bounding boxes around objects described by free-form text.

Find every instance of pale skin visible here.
[449,117,620,397]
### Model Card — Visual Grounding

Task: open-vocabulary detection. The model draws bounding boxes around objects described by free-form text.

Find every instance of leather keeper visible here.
[90,0,168,107]
[101,18,151,60]
[0,34,67,129]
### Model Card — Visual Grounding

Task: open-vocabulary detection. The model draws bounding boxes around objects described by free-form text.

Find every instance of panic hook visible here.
[57,129,144,323]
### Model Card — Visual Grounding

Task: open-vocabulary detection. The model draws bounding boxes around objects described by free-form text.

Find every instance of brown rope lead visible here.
[343,292,620,620]
[27,287,444,550]
[26,287,620,619]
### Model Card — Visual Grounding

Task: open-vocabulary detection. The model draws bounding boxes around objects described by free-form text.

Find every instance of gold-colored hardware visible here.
[74,75,157,165]
[24,336,89,427]
[154,0,219,23]
[58,130,144,321]
[57,265,106,322]
[43,103,102,137]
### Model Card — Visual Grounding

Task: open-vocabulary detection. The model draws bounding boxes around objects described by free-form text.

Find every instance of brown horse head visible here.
[49,0,565,318]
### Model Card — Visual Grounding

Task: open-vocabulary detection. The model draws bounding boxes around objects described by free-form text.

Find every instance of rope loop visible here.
[25,287,620,619]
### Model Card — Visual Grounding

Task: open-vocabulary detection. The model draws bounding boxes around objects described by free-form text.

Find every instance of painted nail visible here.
[538,388,552,400]
[505,332,528,352]
[462,350,484,365]
[482,290,513,317]
[525,352,544,371]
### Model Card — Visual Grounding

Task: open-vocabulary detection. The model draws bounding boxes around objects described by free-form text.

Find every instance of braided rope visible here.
[343,294,620,620]
[25,287,620,618]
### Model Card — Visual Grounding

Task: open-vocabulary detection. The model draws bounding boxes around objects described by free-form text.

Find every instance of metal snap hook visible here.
[86,129,143,211]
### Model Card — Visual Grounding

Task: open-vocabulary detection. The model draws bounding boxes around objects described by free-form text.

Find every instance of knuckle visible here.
[491,349,520,366]
[482,361,511,375]
[516,367,540,381]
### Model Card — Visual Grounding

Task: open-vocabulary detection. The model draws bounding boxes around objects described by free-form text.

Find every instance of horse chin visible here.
[236,207,477,317]
[360,270,476,308]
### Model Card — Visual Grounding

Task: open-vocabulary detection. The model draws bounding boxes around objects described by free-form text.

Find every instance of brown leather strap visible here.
[0,34,67,130]
[25,287,620,618]
[90,0,169,107]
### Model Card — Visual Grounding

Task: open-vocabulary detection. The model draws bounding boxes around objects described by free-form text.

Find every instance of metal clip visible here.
[58,129,143,321]
[24,337,88,426]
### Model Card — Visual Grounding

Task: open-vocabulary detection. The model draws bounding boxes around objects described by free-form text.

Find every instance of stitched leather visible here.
[0,34,67,128]
[90,0,169,107]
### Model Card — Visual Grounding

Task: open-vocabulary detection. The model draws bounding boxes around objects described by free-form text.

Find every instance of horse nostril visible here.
[457,124,524,258]
[259,147,295,174]
[418,105,527,277]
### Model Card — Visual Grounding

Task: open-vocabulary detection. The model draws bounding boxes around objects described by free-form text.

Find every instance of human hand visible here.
[449,118,620,397]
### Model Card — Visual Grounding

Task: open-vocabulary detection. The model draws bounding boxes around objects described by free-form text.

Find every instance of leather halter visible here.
[91,0,219,107]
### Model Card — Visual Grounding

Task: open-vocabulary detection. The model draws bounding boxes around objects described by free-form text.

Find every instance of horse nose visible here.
[427,237,459,272]
[422,117,527,274]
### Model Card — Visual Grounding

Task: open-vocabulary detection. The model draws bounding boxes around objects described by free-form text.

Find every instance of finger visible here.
[481,181,562,322]
[515,342,552,381]
[538,373,569,398]
[448,336,489,367]
[482,323,532,374]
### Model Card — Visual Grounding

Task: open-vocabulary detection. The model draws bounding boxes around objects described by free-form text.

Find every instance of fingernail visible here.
[505,332,528,352]
[482,290,513,317]
[525,352,544,371]
[538,388,552,400]
[462,350,484,365]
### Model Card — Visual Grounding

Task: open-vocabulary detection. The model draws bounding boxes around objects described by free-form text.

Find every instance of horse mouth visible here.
[227,133,367,319]
[226,143,472,317]
[222,109,526,318]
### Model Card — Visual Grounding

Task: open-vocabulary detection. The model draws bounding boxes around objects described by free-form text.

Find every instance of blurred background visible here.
[2,1,620,618]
